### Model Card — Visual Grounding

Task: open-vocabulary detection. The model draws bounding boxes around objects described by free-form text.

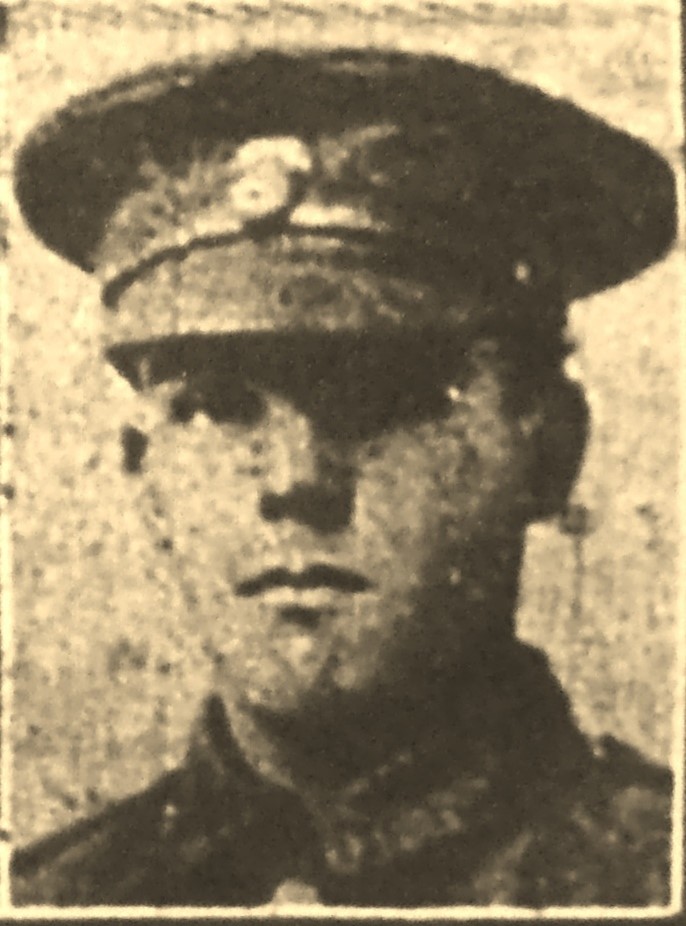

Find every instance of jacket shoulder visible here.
[473,736,673,906]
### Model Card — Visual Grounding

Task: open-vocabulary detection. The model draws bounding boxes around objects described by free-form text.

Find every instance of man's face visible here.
[115,329,541,724]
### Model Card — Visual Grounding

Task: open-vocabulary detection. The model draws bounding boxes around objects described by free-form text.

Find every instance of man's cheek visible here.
[355,432,442,520]
[355,429,477,541]
[427,419,528,523]
[142,436,262,576]
[331,592,466,693]
[147,426,258,506]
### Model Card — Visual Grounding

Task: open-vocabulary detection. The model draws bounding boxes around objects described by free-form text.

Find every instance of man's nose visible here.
[258,402,354,535]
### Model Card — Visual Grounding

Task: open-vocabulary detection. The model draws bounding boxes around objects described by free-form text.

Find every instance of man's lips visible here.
[234,563,373,598]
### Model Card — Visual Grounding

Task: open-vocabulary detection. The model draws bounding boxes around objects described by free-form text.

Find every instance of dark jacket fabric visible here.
[12,643,672,908]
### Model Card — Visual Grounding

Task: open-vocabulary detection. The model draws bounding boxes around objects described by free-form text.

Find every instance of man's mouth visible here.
[234,563,373,598]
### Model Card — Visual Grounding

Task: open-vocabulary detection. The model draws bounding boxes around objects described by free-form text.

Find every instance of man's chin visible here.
[241,681,323,717]
[214,629,383,718]
[216,657,341,721]
[222,660,386,737]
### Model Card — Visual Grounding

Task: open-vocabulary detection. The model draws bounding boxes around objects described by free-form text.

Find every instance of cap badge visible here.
[227,136,313,225]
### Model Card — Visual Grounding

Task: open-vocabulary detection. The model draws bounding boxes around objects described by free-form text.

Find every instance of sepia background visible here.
[4,0,683,846]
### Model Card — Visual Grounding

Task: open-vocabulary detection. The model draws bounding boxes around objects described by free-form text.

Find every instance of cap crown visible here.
[14,50,676,329]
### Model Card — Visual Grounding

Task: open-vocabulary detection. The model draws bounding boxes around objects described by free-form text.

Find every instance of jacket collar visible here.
[182,641,592,892]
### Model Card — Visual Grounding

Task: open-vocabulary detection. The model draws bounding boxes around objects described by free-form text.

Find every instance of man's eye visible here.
[315,380,454,441]
[169,390,197,424]
[168,382,265,426]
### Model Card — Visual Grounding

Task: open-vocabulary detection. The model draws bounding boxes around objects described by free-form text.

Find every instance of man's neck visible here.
[218,632,575,797]
[189,638,592,886]
[222,650,500,795]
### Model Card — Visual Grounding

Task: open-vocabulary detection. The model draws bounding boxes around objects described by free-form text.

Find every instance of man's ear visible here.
[526,377,590,522]
[120,425,149,474]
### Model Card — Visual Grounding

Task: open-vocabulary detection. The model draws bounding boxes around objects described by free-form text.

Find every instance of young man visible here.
[11,49,676,906]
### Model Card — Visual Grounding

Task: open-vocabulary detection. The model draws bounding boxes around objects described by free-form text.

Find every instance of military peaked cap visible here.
[14,50,676,342]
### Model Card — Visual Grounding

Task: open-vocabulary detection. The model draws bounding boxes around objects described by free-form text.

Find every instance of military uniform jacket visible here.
[12,643,672,908]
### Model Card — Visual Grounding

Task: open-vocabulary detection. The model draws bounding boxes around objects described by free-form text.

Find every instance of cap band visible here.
[106,234,503,346]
